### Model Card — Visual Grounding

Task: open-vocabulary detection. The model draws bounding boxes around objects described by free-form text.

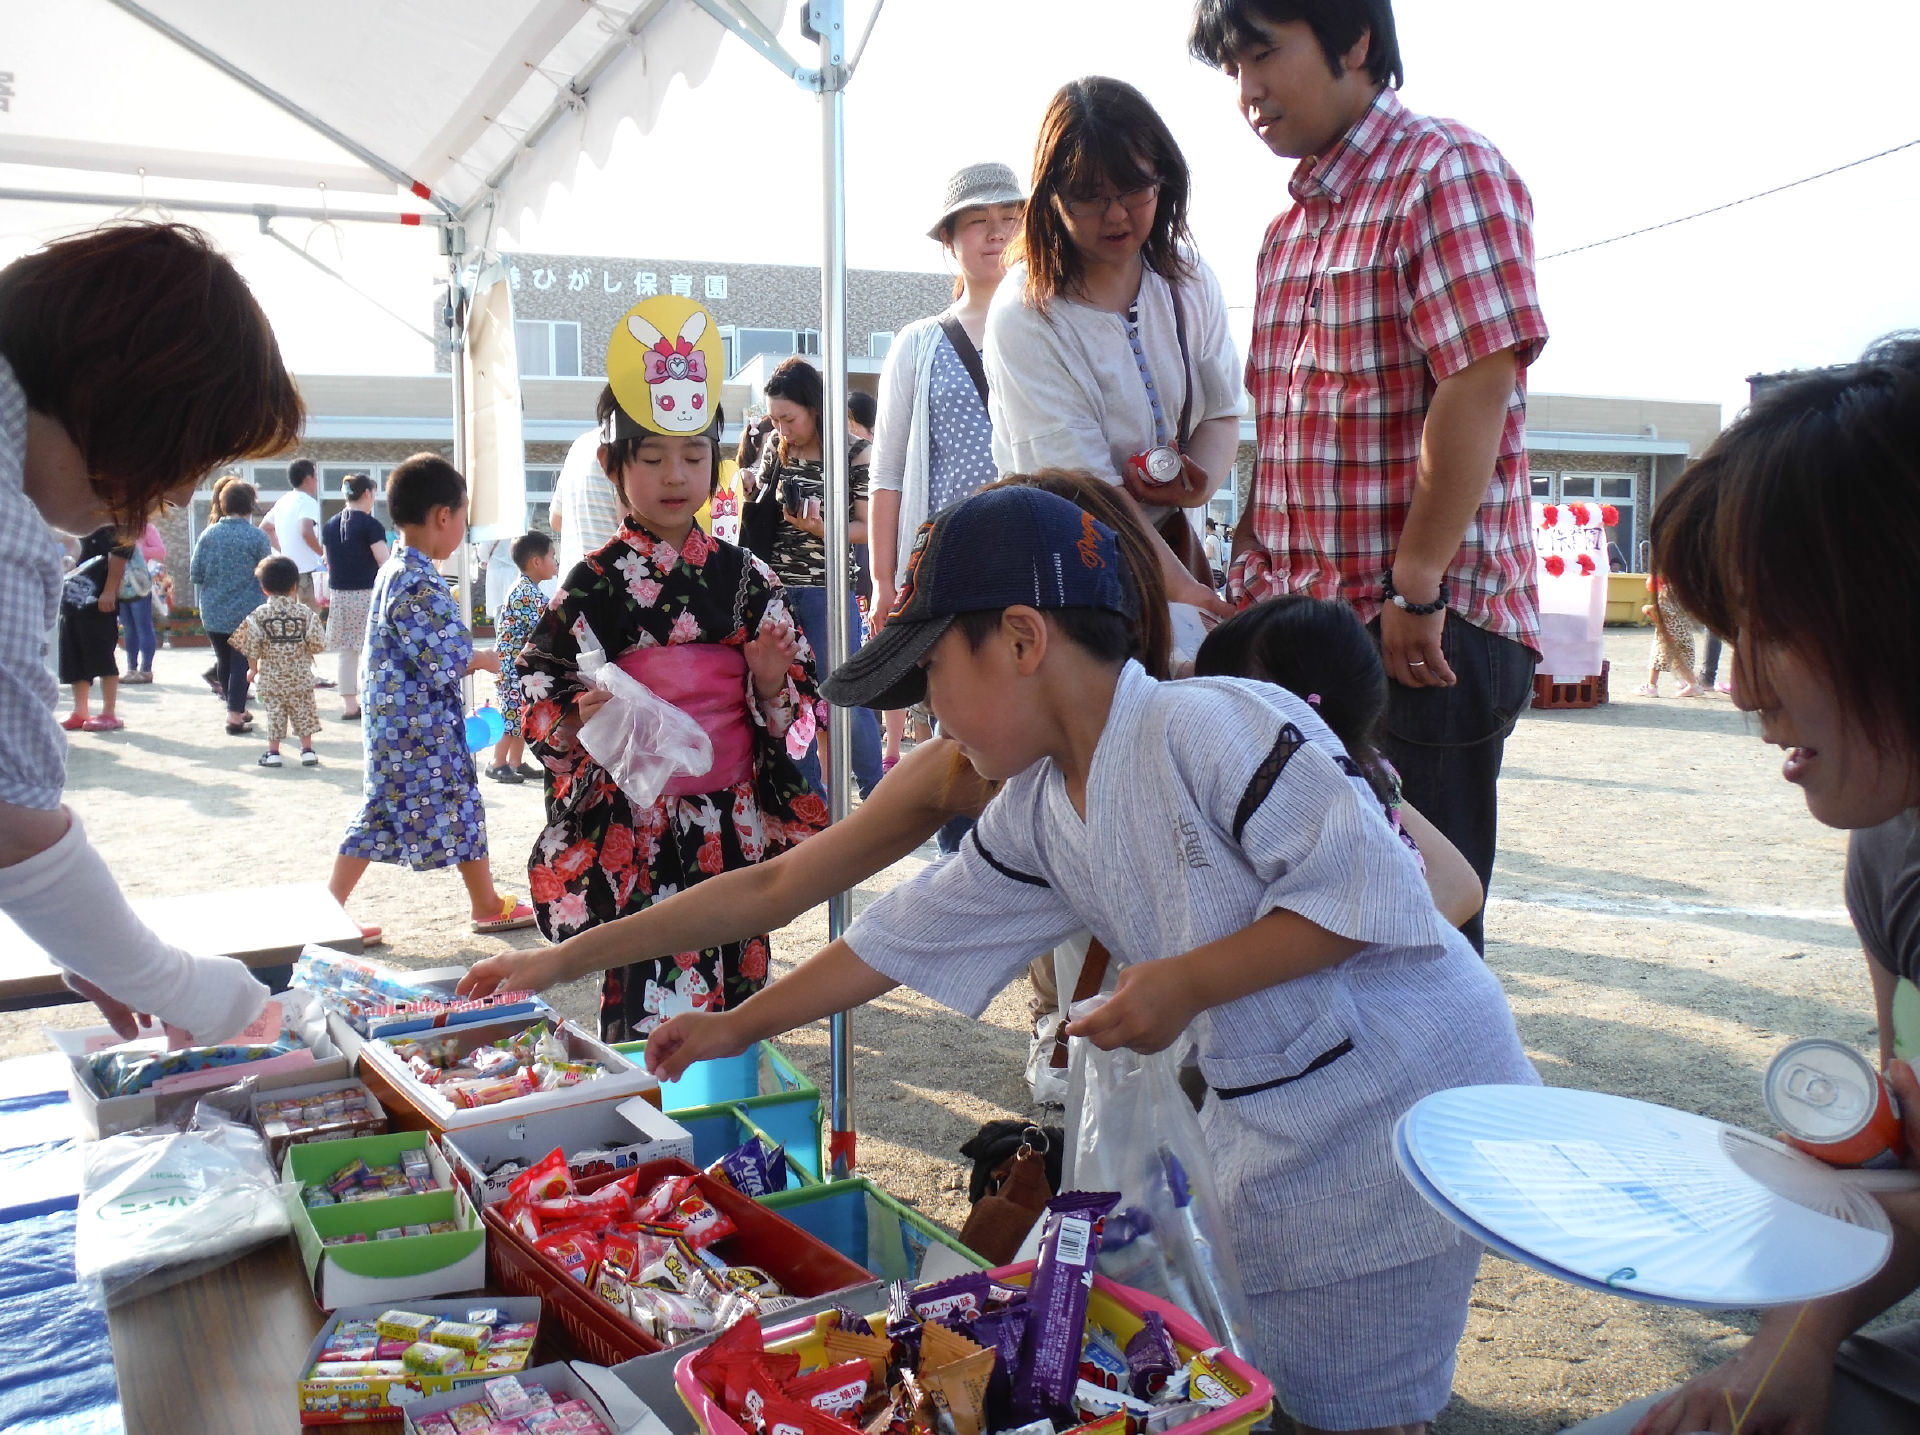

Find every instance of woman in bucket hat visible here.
[867,161,1025,774]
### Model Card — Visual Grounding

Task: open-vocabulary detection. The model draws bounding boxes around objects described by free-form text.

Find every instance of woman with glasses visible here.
[986,76,1241,619]
[868,160,1026,772]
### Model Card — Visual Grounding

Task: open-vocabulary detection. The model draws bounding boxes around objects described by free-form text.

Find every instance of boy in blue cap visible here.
[647,483,1536,1434]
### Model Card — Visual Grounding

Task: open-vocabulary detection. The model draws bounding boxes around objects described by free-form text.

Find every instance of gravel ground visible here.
[8,628,1911,1432]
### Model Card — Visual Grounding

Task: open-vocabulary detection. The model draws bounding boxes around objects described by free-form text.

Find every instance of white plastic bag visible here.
[1067,994,1257,1361]
[74,1088,295,1308]
[575,645,712,807]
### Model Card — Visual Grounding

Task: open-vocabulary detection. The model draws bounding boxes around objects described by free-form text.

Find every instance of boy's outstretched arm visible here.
[1066,908,1361,1055]
[645,939,898,1079]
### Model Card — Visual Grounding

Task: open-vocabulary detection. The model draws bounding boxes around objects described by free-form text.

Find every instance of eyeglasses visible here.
[1060,181,1162,220]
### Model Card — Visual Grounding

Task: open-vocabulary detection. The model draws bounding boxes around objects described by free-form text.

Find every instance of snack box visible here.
[483,1157,871,1364]
[309,959,552,1066]
[45,1021,350,1139]
[285,1129,487,1308]
[297,1296,542,1424]
[441,1095,694,1209]
[357,1014,661,1135]
[673,1262,1277,1435]
[253,1076,389,1167]
[400,1360,646,1435]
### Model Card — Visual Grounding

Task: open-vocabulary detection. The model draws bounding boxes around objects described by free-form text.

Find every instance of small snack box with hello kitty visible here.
[356,1014,659,1137]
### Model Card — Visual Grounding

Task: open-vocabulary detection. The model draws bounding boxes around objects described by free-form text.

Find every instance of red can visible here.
[1763,1038,1907,1169]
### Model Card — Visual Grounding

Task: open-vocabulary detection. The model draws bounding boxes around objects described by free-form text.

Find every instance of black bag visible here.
[737,448,785,562]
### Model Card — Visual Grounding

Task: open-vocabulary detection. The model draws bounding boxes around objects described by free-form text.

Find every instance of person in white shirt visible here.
[262,457,326,606]
[0,222,301,1043]
[985,77,1240,620]
[548,428,626,579]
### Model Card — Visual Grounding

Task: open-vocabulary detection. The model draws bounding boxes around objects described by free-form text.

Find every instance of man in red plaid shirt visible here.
[1192,0,1549,953]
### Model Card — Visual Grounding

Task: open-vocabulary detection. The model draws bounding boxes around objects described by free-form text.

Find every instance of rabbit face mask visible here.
[605,295,726,438]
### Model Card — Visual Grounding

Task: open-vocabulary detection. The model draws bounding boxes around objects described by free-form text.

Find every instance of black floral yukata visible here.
[518,517,829,1041]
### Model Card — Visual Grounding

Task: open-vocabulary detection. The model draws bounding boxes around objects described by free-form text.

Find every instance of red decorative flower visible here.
[740,937,769,981]
[673,951,700,971]
[1544,554,1566,577]
[525,699,562,741]
[790,792,829,828]
[1576,553,1596,576]
[600,824,636,876]
[1600,504,1620,526]
[528,864,565,905]
[1541,504,1559,527]
[1568,502,1591,526]
[697,834,725,875]
[552,839,598,882]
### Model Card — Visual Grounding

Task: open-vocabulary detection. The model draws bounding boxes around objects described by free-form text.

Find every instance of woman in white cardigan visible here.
[985,77,1240,621]
[867,161,1025,769]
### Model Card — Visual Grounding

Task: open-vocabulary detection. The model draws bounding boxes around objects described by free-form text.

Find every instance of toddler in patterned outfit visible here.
[486,530,558,785]
[326,455,536,945]
[228,555,326,768]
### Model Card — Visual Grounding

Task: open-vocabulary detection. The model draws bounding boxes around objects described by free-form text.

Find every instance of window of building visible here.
[868,332,893,359]
[515,319,583,379]
[732,327,821,372]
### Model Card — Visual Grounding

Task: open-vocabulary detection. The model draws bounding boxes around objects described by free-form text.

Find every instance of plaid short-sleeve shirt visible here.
[1236,88,1549,656]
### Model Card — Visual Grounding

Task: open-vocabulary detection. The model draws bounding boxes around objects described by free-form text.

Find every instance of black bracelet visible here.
[1383,570,1448,616]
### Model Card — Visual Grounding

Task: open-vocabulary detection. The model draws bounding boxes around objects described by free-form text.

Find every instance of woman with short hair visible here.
[322,472,390,720]
[986,77,1241,620]
[0,222,303,1041]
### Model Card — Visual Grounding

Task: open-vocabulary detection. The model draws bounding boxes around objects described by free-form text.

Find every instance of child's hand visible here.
[744,613,799,697]
[575,688,613,723]
[247,664,259,682]
[1064,959,1200,1055]
[456,948,567,999]
[469,648,502,675]
[646,1010,747,1080]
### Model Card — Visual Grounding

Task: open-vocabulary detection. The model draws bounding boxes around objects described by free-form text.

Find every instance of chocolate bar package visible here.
[1010,1192,1120,1425]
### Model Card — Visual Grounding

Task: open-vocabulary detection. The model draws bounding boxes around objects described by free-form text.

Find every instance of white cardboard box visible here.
[440,1096,694,1208]
[358,1014,660,1131]
[296,1295,542,1423]
[401,1359,666,1435]
[47,1022,350,1139]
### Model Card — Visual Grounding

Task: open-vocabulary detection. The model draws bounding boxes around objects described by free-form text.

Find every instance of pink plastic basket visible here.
[674,1260,1275,1435]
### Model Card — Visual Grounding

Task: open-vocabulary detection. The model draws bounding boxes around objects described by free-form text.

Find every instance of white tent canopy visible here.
[3,0,784,229]
[5,0,869,1173]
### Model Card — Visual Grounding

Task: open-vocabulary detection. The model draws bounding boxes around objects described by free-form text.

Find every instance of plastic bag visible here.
[74,1086,295,1308]
[575,644,712,807]
[1066,994,1257,1362]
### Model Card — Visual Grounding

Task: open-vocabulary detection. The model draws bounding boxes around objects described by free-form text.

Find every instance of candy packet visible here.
[706,1134,790,1198]
[1010,1191,1120,1424]
[1125,1313,1178,1400]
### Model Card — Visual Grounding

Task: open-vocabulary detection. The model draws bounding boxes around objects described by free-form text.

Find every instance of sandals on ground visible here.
[471,895,537,935]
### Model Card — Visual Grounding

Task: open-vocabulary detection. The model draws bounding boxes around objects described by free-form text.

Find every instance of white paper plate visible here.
[1397,1085,1893,1308]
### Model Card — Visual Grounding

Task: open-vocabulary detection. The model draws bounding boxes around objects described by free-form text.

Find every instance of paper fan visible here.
[1397,1086,1892,1308]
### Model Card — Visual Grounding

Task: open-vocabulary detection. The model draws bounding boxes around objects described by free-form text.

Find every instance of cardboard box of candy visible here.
[483,1156,870,1364]
[46,1013,351,1139]
[441,1096,694,1209]
[357,1015,660,1135]
[294,950,552,1064]
[400,1361,631,1435]
[253,1077,388,1166]
[296,1296,542,1424]
[285,1129,488,1308]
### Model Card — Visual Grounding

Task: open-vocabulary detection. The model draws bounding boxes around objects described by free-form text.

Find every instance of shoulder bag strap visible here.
[1167,277,1196,449]
[937,313,991,410]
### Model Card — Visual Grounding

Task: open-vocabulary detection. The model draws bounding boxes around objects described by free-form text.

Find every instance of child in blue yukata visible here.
[647,485,1539,1435]
[487,529,558,786]
[325,454,536,944]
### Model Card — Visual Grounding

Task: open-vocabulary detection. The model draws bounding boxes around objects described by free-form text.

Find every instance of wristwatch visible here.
[1383,570,1447,616]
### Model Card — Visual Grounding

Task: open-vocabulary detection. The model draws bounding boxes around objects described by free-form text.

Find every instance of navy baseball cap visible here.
[822,485,1137,710]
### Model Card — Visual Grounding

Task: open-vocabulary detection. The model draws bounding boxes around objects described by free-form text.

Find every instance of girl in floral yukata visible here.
[516,296,827,1041]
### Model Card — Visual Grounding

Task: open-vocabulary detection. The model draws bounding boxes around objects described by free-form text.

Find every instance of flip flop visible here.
[82,715,125,732]
[60,712,89,730]
[471,896,537,935]
[354,922,385,948]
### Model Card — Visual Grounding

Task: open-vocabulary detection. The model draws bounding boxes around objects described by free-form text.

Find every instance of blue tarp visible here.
[0,1071,122,1435]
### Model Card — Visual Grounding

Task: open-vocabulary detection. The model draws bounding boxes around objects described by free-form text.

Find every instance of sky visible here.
[5,0,1919,424]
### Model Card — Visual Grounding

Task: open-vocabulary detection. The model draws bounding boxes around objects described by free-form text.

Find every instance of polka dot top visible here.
[925,333,999,516]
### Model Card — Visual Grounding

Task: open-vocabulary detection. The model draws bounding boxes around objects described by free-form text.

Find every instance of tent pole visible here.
[814,0,855,1181]
[445,227,478,717]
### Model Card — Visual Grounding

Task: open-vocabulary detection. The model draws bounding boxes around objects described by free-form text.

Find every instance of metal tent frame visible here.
[4,0,874,1175]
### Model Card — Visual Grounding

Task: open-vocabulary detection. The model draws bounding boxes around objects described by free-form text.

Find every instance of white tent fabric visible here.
[1,0,785,231]
[462,264,528,543]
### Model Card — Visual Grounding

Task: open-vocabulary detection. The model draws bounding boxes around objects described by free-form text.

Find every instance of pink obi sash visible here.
[614,643,755,796]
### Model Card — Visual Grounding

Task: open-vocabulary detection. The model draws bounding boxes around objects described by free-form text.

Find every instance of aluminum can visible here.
[1763,1037,1906,1169]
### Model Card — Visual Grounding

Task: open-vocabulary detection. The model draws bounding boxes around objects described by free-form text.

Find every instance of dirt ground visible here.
[8,628,1912,1432]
